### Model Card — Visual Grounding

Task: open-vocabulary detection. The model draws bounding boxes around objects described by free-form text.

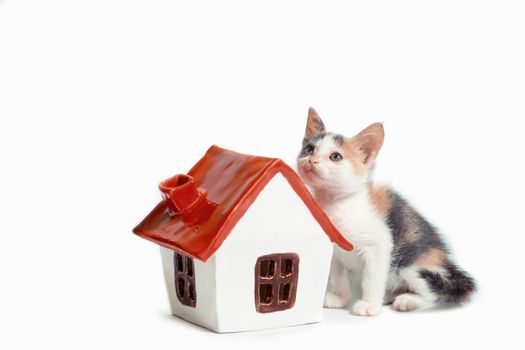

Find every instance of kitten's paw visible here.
[352,300,381,316]
[323,292,348,308]
[393,293,426,312]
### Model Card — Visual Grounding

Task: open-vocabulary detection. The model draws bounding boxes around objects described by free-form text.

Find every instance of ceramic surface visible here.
[133,145,353,262]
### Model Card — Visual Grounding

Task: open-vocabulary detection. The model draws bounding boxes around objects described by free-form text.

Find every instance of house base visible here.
[171,312,323,333]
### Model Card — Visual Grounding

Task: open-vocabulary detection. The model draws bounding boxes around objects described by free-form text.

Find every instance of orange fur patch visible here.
[341,139,367,176]
[368,185,391,217]
[404,229,420,243]
[415,248,446,269]
[341,123,385,176]
[351,122,385,165]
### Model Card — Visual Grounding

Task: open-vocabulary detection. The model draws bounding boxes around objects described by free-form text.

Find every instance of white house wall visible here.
[213,174,334,332]
[160,246,219,331]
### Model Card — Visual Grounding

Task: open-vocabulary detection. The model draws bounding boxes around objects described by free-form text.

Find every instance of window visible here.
[254,253,299,313]
[173,252,196,307]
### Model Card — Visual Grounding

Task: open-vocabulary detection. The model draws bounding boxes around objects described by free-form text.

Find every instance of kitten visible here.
[297,107,476,316]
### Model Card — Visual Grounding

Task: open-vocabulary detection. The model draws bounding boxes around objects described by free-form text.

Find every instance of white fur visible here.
[324,255,351,308]
[327,189,394,316]
[398,267,435,300]
[384,265,440,311]
[392,293,426,312]
[298,135,394,316]
[298,137,366,196]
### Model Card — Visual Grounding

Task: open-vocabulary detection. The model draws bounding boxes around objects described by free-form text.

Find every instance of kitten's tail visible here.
[420,262,477,304]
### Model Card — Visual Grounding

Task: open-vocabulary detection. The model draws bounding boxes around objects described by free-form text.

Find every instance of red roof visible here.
[133,145,353,262]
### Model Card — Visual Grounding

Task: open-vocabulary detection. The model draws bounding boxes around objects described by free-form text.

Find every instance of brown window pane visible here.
[176,277,185,298]
[279,282,290,302]
[259,284,273,304]
[260,260,275,278]
[186,257,194,277]
[173,252,196,308]
[175,254,184,272]
[281,258,293,277]
[188,281,196,302]
[255,253,299,313]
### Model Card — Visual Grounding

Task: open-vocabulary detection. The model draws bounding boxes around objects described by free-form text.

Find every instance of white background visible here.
[1,1,524,349]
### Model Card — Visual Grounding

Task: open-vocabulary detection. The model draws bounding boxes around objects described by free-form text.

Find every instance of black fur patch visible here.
[302,132,327,147]
[386,191,447,269]
[303,132,344,147]
[332,134,344,146]
[385,190,477,304]
[419,262,477,303]
[385,191,407,246]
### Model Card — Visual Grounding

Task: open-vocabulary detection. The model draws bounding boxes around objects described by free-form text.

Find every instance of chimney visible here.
[159,174,217,225]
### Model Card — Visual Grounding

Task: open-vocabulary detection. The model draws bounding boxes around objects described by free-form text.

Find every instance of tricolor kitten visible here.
[297,107,476,316]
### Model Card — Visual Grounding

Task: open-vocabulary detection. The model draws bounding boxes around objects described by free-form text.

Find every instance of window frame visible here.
[254,253,299,313]
[173,252,196,308]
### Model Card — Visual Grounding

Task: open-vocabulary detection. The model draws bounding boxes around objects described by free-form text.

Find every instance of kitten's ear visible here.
[352,123,385,164]
[305,107,326,139]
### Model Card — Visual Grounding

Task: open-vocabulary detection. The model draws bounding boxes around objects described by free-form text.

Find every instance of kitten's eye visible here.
[302,145,314,156]
[329,152,343,161]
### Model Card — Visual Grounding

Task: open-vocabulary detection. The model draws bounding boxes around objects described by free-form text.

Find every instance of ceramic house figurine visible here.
[133,145,353,333]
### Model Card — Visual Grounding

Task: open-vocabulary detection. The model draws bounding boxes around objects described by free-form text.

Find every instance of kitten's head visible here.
[297,107,384,196]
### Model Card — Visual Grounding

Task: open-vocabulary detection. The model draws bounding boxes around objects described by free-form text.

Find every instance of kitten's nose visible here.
[309,158,320,165]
